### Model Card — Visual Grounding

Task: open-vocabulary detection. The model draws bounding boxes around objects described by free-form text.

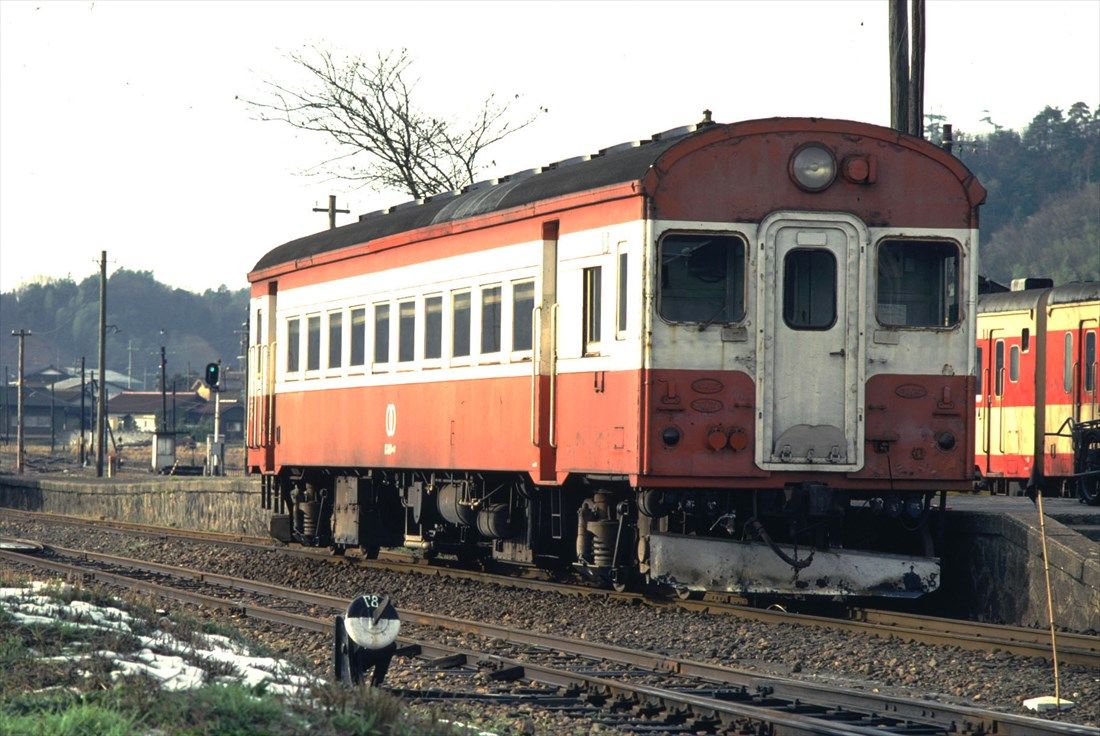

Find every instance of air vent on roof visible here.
[600,140,644,155]
[462,180,493,193]
[547,154,592,170]
[500,168,543,183]
[426,190,459,203]
[652,124,698,141]
[1011,277,1054,291]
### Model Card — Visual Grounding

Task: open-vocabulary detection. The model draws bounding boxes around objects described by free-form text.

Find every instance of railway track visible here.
[2,543,1093,736]
[2,509,1096,667]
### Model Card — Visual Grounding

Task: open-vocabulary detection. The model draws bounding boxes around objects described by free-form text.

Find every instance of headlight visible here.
[790,143,837,192]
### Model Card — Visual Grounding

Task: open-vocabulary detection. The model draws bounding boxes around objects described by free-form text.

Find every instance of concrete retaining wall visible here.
[940,508,1099,633]
[0,475,268,537]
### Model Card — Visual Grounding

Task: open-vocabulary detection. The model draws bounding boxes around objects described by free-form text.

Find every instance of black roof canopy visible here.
[251,129,693,274]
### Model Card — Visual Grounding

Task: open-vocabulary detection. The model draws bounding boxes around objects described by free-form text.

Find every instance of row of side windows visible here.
[283,280,536,376]
[279,251,631,377]
[976,329,1097,398]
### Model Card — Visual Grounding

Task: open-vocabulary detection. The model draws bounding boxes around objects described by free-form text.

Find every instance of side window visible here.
[1009,345,1020,383]
[976,346,983,397]
[286,317,300,373]
[306,315,321,372]
[876,240,960,327]
[583,266,602,354]
[616,248,628,337]
[783,248,836,330]
[452,291,471,358]
[398,299,415,363]
[1021,328,1030,352]
[481,285,502,354]
[1064,332,1073,393]
[1086,331,1097,393]
[374,303,390,367]
[512,280,534,352]
[659,233,745,323]
[995,339,1005,396]
[424,295,442,361]
[327,310,342,369]
[255,309,264,345]
[349,307,366,367]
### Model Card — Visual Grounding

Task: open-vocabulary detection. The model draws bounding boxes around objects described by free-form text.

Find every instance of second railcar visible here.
[976,282,1100,500]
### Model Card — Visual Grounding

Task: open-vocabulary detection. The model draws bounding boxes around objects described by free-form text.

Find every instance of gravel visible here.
[2,515,1096,729]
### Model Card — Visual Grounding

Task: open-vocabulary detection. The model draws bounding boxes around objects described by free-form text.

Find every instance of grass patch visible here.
[1,574,468,735]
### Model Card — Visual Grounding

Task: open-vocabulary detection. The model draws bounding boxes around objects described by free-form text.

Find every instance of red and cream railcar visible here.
[246,118,986,597]
[975,282,1099,499]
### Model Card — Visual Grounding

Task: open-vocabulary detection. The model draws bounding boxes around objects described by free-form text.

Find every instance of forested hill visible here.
[930,101,1099,285]
[0,270,247,384]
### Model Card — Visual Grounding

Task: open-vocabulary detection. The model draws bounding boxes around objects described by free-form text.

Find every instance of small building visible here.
[106,391,204,433]
[0,384,81,439]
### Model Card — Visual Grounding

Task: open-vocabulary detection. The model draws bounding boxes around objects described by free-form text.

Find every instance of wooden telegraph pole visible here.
[888,0,909,133]
[313,195,349,230]
[908,0,926,137]
[96,250,107,477]
[11,329,31,474]
[889,0,926,137]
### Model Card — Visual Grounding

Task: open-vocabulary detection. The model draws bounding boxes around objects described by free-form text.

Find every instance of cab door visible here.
[756,213,865,471]
[247,282,277,472]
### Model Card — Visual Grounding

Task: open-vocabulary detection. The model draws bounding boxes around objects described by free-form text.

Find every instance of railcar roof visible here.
[977,289,1046,313]
[251,127,692,273]
[1049,281,1100,305]
[251,117,980,277]
[978,281,1099,313]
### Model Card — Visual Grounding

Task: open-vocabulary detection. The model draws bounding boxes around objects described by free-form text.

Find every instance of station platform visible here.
[938,494,1099,633]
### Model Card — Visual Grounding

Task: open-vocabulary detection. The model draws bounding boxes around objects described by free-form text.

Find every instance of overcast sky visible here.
[1,0,1097,294]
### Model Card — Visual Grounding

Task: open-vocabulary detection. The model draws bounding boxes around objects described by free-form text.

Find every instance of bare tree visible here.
[245,47,541,199]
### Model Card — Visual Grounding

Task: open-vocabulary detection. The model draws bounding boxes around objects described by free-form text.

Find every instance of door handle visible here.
[829,348,846,357]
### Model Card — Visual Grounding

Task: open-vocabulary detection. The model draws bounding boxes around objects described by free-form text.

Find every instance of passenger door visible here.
[248,283,278,472]
[756,214,865,471]
[531,221,559,483]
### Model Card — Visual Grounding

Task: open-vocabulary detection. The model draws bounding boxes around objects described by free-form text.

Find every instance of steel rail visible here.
[1,547,950,736]
[2,508,1096,665]
[5,545,1094,736]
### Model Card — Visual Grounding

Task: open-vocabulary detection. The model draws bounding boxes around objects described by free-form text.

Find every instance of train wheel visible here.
[363,545,381,560]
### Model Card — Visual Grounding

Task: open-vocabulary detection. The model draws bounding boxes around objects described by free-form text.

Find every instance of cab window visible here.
[659,233,745,324]
[877,240,959,327]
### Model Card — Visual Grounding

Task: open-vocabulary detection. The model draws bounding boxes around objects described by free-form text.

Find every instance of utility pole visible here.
[96,250,107,477]
[11,329,31,474]
[888,0,909,133]
[313,194,349,230]
[80,356,86,465]
[49,380,56,453]
[907,0,925,137]
[160,345,167,432]
[126,340,136,389]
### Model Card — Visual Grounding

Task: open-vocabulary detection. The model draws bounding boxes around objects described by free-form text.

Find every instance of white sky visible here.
[1,0,1097,294]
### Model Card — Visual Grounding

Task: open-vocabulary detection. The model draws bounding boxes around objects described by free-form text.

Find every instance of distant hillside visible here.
[0,270,247,386]
[934,101,1099,282]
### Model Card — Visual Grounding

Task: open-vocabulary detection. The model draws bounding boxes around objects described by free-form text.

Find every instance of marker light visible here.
[661,426,682,447]
[790,144,837,192]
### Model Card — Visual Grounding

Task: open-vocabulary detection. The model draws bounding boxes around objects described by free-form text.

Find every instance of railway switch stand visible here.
[334,594,400,687]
